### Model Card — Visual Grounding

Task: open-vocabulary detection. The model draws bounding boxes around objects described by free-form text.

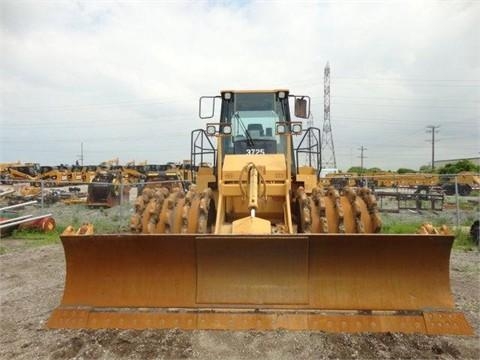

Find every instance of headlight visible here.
[206,125,216,136]
[223,92,232,100]
[278,91,286,99]
[276,124,286,134]
[292,123,302,134]
[222,124,232,135]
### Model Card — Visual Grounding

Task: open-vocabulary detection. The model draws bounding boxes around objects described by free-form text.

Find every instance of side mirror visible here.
[294,97,310,118]
[199,96,219,119]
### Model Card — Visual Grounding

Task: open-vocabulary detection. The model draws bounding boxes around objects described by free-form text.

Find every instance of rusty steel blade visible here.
[47,233,474,335]
[48,309,473,335]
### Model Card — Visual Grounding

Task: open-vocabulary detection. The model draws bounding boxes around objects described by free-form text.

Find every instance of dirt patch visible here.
[0,241,479,359]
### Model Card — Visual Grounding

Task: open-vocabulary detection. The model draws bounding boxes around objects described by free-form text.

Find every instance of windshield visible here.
[223,93,288,155]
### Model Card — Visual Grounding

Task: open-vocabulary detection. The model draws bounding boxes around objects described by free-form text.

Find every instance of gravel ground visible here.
[0,241,478,360]
[1,186,479,359]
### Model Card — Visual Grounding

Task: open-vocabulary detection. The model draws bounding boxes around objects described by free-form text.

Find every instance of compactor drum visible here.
[48,90,473,335]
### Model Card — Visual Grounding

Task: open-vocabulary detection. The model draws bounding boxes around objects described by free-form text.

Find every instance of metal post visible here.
[0,201,38,211]
[308,128,312,167]
[119,178,124,222]
[432,131,435,170]
[395,174,399,211]
[0,213,53,230]
[454,175,460,228]
[41,180,44,209]
[201,134,204,165]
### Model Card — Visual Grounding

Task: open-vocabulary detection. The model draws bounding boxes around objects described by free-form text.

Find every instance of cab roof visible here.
[220,89,289,94]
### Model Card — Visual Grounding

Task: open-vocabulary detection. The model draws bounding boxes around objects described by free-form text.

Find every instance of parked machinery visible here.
[38,165,70,186]
[324,171,479,196]
[0,162,40,184]
[440,172,479,196]
[86,170,124,207]
[68,165,86,184]
[82,165,98,183]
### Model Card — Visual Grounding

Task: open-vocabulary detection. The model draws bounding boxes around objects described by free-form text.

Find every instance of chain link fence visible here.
[0,179,189,234]
[1,174,478,235]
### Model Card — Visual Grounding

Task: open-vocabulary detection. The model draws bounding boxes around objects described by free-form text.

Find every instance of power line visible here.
[1,113,193,128]
[283,77,480,89]
[331,95,479,104]
[333,76,480,83]
[1,96,189,113]
[4,92,476,118]
[329,100,477,110]
[0,132,191,143]
[3,113,477,129]
[331,115,476,124]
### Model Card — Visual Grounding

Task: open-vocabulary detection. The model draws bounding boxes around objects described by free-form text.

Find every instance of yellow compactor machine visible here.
[48,90,473,335]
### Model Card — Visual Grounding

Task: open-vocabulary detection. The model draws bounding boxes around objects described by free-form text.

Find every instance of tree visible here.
[437,160,480,174]
[347,166,363,173]
[347,166,384,174]
[419,165,433,173]
[397,168,416,174]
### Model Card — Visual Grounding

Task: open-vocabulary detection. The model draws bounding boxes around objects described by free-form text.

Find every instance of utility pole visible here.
[77,142,84,166]
[358,146,367,173]
[426,125,439,170]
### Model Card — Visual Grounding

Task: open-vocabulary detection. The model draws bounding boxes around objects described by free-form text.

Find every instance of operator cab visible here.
[196,89,312,178]
[220,91,290,156]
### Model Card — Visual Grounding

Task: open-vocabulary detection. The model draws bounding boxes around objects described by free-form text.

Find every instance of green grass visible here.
[2,208,477,255]
[458,200,478,211]
[452,228,477,251]
[470,189,480,197]
[0,229,61,255]
[9,229,61,247]
[90,218,126,233]
[381,222,422,234]
[462,215,478,227]
[381,220,478,250]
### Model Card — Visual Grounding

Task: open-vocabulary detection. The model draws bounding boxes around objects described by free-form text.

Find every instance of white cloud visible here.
[1,0,478,170]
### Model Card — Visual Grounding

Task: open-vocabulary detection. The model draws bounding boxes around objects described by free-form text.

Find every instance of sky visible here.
[1,0,479,171]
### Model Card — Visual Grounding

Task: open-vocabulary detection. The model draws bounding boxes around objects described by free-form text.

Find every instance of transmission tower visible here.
[321,62,337,169]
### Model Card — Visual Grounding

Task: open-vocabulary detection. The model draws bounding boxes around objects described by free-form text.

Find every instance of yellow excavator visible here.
[48,90,472,335]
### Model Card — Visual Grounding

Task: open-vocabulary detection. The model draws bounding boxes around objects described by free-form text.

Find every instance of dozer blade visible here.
[48,234,473,335]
